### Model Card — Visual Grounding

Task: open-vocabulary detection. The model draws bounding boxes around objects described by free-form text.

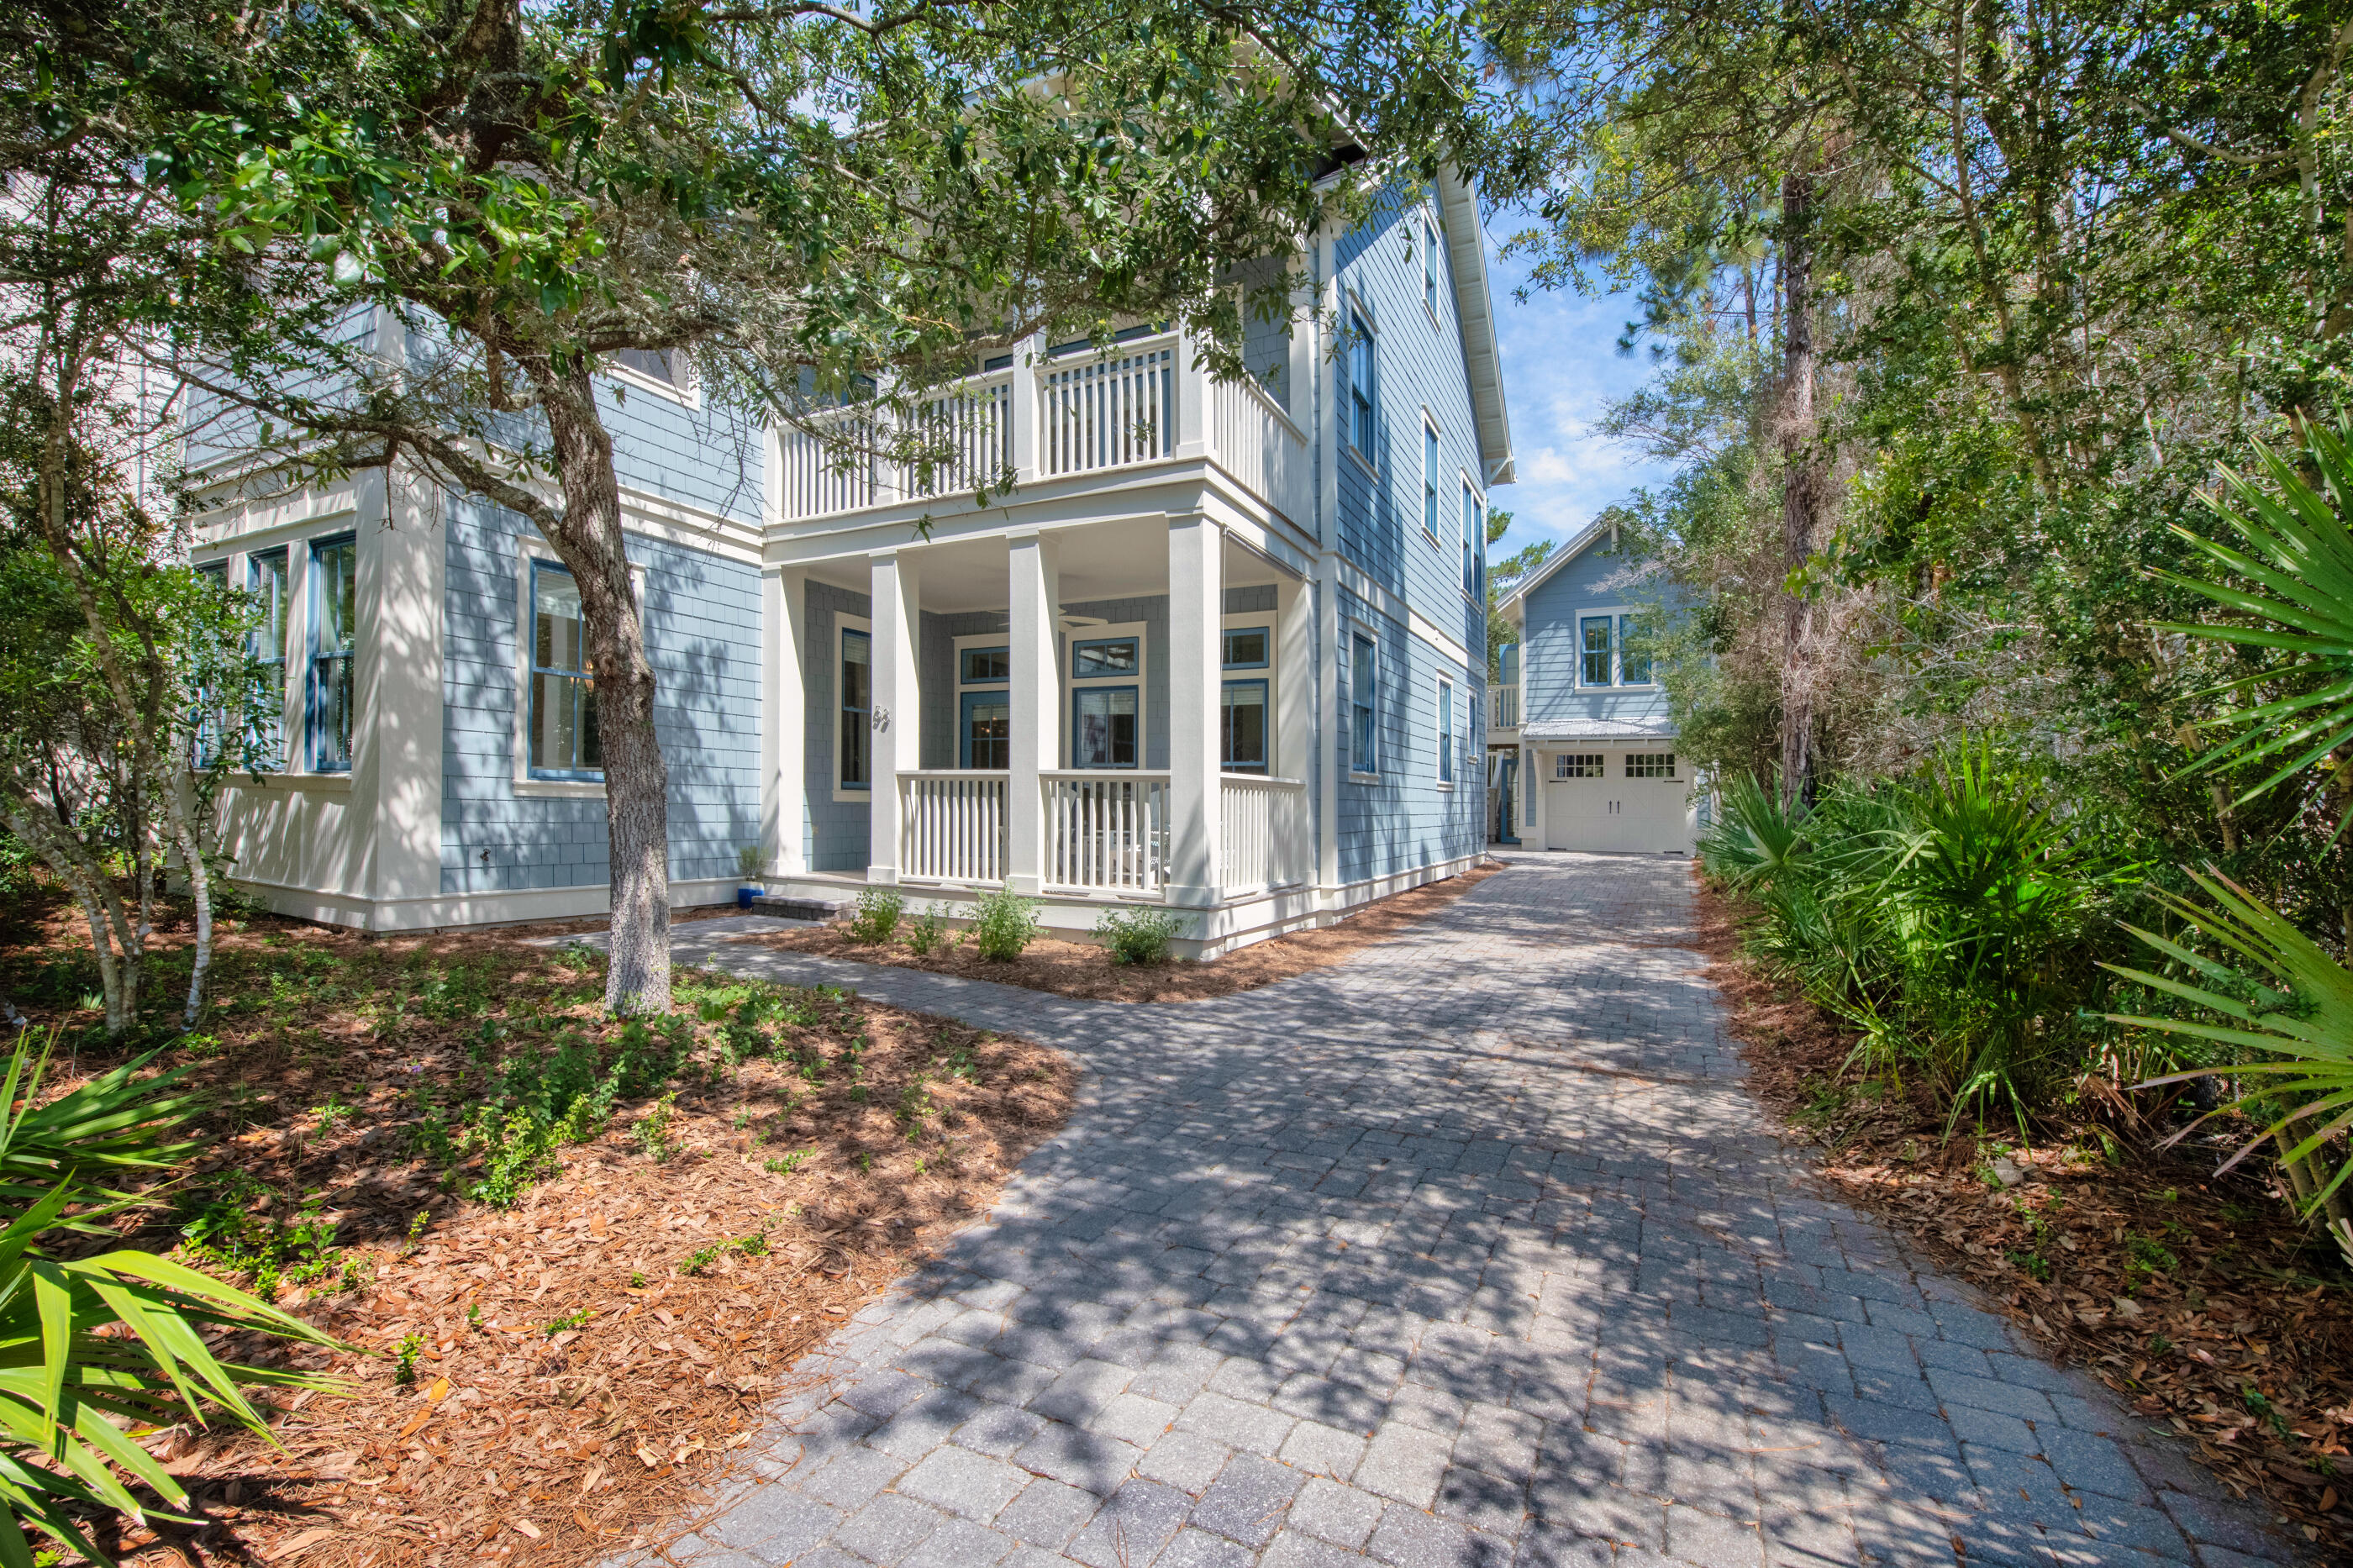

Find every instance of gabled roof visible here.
[1436,169,1515,488]
[1494,513,1614,618]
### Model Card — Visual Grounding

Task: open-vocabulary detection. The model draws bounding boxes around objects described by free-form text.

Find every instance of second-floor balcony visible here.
[773,330,1308,534]
[1489,681,1519,730]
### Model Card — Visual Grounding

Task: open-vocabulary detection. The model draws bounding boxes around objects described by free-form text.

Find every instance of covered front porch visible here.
[762,512,1323,955]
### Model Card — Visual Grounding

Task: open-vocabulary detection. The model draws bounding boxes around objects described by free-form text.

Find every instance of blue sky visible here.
[1482,234,1675,558]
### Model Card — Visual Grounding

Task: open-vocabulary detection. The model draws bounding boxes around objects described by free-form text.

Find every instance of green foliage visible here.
[849,887,906,945]
[763,1150,811,1175]
[634,1092,680,1163]
[1096,906,1182,966]
[904,903,952,957]
[2107,871,2353,1213]
[970,886,1040,963]
[177,1176,349,1297]
[680,1229,767,1276]
[2159,422,2353,832]
[392,1332,424,1383]
[736,845,764,881]
[0,1036,341,1562]
[1724,742,2122,1129]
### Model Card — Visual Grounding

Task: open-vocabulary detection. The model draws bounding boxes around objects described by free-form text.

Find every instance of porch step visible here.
[747,895,848,923]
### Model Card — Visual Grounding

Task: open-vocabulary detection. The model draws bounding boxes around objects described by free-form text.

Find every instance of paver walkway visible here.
[655,853,2294,1568]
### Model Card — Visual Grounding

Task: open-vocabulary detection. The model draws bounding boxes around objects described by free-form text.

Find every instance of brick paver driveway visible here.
[659,852,2293,1568]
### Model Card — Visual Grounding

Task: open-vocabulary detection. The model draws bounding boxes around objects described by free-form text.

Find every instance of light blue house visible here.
[189,172,1513,955]
[1487,518,1694,854]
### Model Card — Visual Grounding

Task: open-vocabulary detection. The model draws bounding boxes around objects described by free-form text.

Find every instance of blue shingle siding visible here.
[803,581,872,872]
[598,379,766,525]
[1326,181,1486,881]
[440,496,762,896]
[1520,535,1676,731]
[1334,587,1481,885]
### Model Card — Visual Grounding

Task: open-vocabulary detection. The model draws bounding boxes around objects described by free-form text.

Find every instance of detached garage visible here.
[1518,719,1697,855]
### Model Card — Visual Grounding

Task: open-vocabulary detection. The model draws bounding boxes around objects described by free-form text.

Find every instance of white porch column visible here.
[1529,749,1548,848]
[866,548,921,882]
[1008,333,1043,485]
[762,566,810,877]
[1167,513,1223,904]
[1314,555,1342,894]
[1276,574,1310,781]
[1006,530,1060,895]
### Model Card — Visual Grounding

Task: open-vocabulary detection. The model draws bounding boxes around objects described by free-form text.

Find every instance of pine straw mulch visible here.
[0,897,1074,1568]
[739,860,1511,1002]
[1692,876,2353,1560]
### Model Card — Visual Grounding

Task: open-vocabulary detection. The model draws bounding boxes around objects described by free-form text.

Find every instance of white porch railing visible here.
[1039,337,1175,478]
[1489,682,1519,729]
[1219,775,1309,893]
[898,771,1008,885]
[1208,373,1308,528]
[776,372,1014,522]
[1044,771,1168,893]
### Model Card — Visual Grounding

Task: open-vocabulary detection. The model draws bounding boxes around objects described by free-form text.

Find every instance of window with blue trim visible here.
[529,561,602,777]
[957,643,1009,769]
[1350,633,1377,774]
[192,561,229,767]
[1222,626,1269,669]
[1437,680,1455,784]
[309,535,356,771]
[247,548,288,766]
[1424,215,1440,318]
[1619,615,1655,685]
[1580,615,1614,687]
[1461,481,1482,598]
[1423,423,1440,541]
[840,628,871,788]
[1071,636,1139,679]
[1347,311,1376,457]
[1073,687,1138,768]
[1222,680,1268,773]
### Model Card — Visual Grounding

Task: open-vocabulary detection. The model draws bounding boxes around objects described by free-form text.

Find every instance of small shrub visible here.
[849,886,906,944]
[634,1092,680,1162]
[392,1332,424,1384]
[764,1150,811,1175]
[1097,905,1181,966]
[971,885,1039,962]
[905,903,952,956]
[736,845,764,881]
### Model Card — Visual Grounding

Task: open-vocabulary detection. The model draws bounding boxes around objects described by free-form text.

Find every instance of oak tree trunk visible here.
[1777,166,1824,810]
[540,362,672,1014]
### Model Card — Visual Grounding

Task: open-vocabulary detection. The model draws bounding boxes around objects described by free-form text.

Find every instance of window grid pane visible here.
[1074,687,1139,768]
[310,538,357,771]
[1580,616,1613,686]
[1438,682,1454,784]
[1222,680,1268,771]
[840,629,871,787]
[1554,754,1605,779]
[1619,614,1653,684]
[1350,634,1377,773]
[529,564,601,776]
[1424,426,1439,539]
[1627,753,1677,779]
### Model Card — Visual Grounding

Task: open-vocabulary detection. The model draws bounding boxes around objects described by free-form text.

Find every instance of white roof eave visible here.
[1438,167,1514,490]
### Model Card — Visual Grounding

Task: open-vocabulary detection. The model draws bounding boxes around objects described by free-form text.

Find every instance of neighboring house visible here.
[1485,518,1694,854]
[188,171,1513,956]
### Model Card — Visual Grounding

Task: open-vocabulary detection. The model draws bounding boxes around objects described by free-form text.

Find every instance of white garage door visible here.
[1543,755,1692,852]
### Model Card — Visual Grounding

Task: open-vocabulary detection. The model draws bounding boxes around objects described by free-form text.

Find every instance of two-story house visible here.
[187,171,1513,957]
[1485,518,1694,854]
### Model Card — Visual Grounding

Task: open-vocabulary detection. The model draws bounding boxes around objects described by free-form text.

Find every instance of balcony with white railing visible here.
[1044,771,1169,894]
[898,771,1008,886]
[1488,682,1519,729]
[1219,775,1310,894]
[775,332,1308,532]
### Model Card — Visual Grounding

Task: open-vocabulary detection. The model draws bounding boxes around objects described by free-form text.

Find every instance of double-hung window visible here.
[1423,423,1440,542]
[840,627,871,789]
[1071,635,1140,769]
[308,535,357,771]
[1350,633,1378,775]
[957,643,1009,769]
[1437,679,1455,785]
[1221,624,1271,775]
[1619,615,1655,684]
[1348,310,1377,457]
[1462,482,1482,599]
[1424,215,1441,318]
[247,548,288,766]
[1580,615,1615,687]
[192,561,229,766]
[528,561,601,778]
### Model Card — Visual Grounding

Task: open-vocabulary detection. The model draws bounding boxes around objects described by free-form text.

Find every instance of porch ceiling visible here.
[806,519,1289,614]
